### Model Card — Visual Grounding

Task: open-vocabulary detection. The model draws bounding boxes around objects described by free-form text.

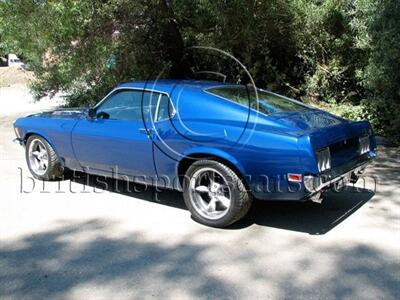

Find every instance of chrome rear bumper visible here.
[304,151,376,194]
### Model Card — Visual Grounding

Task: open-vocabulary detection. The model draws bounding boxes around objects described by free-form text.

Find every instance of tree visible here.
[1,0,399,142]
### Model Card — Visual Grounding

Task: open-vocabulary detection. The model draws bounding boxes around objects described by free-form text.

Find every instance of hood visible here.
[29,108,87,119]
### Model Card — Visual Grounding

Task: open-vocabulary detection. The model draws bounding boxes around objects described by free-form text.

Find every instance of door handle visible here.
[139,128,153,135]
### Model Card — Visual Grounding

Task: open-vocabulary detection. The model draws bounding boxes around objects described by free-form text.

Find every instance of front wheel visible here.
[183,160,252,228]
[25,135,64,180]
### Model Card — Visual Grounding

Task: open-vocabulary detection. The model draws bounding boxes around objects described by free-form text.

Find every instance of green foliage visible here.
[350,0,400,143]
[320,99,400,144]
[291,0,363,103]
[0,0,399,143]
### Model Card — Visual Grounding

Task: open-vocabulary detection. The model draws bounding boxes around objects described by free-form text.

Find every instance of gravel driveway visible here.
[0,84,399,300]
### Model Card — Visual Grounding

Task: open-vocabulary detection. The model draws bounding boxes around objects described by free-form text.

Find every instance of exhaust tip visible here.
[350,172,359,184]
[310,192,324,204]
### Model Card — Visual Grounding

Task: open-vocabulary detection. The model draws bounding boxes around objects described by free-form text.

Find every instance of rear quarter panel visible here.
[153,88,304,200]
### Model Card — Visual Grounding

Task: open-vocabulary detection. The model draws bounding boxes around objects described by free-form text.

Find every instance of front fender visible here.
[23,130,64,166]
[14,116,79,169]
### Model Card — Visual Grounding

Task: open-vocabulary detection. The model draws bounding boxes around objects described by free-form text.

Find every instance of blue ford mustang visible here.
[13,80,376,227]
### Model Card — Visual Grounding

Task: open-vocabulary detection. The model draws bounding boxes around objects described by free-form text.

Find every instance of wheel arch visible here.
[23,131,64,167]
[176,149,249,189]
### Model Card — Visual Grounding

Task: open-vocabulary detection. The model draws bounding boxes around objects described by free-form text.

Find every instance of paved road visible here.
[0,98,399,299]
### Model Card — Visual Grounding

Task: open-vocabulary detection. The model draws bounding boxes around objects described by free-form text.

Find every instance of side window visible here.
[96,90,160,121]
[141,92,159,122]
[155,95,174,122]
[97,90,138,121]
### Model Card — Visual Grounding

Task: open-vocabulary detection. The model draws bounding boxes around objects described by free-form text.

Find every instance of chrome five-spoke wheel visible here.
[25,135,64,180]
[183,160,252,227]
[28,138,49,176]
[189,168,232,220]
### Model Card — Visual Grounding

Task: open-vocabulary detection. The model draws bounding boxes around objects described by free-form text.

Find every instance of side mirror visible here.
[87,108,97,119]
[96,111,110,119]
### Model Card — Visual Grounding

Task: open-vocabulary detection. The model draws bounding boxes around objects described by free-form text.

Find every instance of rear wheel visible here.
[183,160,252,227]
[26,135,64,180]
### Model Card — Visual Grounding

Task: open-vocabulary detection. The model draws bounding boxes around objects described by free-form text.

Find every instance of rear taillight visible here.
[359,135,370,155]
[316,147,331,172]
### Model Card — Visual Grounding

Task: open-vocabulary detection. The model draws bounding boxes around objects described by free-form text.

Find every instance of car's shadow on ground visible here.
[70,172,375,235]
[233,189,375,234]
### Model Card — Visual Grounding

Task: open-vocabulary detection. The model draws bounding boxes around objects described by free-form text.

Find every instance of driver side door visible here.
[71,89,159,180]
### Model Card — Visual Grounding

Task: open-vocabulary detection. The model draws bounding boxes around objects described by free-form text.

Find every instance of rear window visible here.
[207,86,310,115]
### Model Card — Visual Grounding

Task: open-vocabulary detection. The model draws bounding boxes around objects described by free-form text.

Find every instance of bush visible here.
[321,99,400,145]
[361,100,400,144]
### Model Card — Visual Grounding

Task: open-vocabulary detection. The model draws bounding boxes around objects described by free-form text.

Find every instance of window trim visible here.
[94,87,176,122]
[154,94,176,122]
[154,93,162,121]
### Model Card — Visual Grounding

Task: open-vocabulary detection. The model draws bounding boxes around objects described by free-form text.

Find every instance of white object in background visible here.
[7,53,25,68]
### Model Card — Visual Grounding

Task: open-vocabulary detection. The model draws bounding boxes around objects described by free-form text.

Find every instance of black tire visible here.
[183,159,252,228]
[25,135,64,180]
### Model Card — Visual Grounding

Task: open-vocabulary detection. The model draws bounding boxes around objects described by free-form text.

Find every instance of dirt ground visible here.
[0,81,399,300]
[0,67,34,88]
[0,67,64,113]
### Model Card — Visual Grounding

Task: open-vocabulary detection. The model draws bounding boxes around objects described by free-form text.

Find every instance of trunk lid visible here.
[267,109,372,168]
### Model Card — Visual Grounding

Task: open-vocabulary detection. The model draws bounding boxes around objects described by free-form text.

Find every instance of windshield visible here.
[207,86,310,115]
